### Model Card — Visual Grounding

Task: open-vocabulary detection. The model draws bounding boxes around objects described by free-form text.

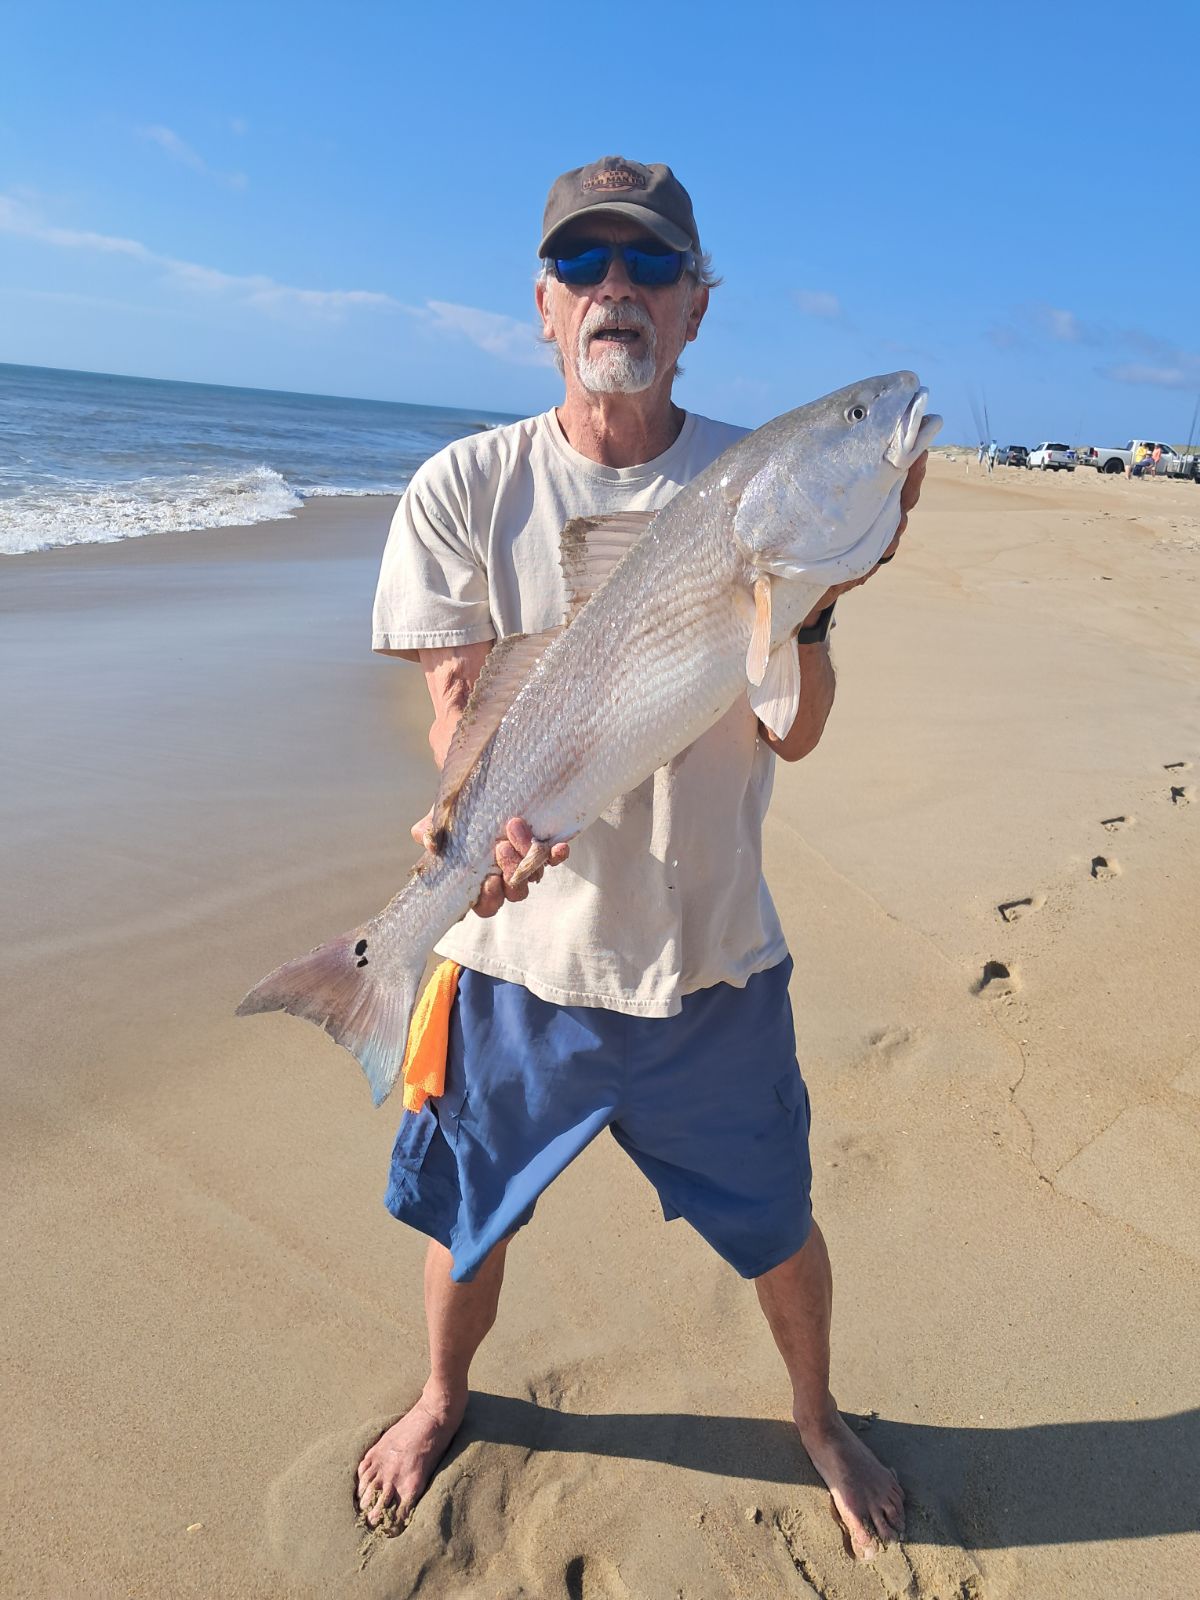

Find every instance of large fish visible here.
[238,372,941,1103]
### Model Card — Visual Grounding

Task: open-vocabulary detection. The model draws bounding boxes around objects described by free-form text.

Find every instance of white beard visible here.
[575,305,658,394]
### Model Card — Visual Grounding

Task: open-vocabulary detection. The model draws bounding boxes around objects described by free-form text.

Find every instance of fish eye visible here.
[845,404,867,423]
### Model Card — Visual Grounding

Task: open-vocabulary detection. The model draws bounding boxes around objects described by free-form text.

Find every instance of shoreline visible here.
[0,491,401,573]
[2,466,1199,1598]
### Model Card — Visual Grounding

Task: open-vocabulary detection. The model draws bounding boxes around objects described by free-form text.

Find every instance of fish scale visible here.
[238,372,940,1104]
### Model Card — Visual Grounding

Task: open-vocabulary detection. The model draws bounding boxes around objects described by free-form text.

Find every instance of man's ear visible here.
[685,283,710,344]
[535,276,555,342]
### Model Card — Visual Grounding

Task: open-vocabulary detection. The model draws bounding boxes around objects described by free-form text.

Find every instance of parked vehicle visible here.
[1002,444,1029,468]
[1088,440,1200,480]
[1028,442,1076,471]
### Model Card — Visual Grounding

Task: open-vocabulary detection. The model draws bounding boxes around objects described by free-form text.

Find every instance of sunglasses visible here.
[548,242,697,289]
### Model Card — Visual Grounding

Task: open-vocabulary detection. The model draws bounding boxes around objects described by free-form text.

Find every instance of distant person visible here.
[977,441,987,466]
[1151,444,1163,477]
[1129,442,1151,480]
[987,439,997,473]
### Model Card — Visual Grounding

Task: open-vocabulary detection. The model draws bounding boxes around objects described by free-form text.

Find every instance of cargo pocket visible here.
[434,1078,470,1152]
[389,1105,438,1186]
[774,1068,811,1132]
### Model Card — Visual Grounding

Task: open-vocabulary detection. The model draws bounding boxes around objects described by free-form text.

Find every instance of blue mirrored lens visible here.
[554,247,611,286]
[553,245,687,288]
[626,248,683,286]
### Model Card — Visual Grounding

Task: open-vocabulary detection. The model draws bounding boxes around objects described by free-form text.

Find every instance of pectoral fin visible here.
[746,575,773,686]
[749,637,802,740]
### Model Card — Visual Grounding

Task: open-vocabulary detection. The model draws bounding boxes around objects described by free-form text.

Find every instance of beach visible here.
[2,461,1198,1598]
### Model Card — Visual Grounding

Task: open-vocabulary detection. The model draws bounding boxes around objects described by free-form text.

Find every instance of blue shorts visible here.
[384,956,812,1283]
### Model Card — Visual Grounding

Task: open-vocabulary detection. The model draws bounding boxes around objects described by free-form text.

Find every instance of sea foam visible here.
[0,465,305,555]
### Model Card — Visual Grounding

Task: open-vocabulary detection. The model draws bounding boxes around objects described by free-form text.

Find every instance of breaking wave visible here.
[0,465,308,555]
[0,363,510,557]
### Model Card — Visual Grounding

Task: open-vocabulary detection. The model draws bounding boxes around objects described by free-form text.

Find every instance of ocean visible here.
[0,363,518,557]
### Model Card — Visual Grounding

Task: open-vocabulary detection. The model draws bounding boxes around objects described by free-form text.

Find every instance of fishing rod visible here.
[1184,392,1200,460]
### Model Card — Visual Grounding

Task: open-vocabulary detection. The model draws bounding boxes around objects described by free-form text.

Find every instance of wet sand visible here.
[1,467,1198,1598]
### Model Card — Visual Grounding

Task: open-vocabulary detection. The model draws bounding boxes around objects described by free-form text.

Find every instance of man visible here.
[364,156,926,1561]
[1128,441,1151,480]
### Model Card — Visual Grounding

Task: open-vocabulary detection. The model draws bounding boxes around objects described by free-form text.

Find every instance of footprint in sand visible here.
[771,1494,985,1599]
[1090,856,1120,880]
[1163,763,1193,805]
[997,895,1042,924]
[973,959,1018,997]
[868,1024,921,1058]
[565,1552,631,1599]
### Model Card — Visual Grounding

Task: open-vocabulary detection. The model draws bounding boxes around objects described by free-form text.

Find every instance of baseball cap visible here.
[539,156,700,257]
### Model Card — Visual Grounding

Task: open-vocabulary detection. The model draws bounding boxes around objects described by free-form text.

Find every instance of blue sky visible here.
[1,1,1197,445]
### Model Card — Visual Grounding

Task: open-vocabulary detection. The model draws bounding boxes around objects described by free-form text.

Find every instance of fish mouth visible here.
[886,386,942,466]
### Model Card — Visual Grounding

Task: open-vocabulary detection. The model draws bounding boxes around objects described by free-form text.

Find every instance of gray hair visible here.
[536,251,721,379]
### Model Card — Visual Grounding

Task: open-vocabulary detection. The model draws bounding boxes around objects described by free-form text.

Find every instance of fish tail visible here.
[236,922,423,1107]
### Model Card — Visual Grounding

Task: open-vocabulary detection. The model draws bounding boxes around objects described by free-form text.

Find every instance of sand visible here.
[1,464,1198,1599]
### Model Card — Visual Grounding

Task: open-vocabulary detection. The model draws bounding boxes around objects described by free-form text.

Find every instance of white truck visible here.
[1084,440,1200,480]
[1028,442,1076,471]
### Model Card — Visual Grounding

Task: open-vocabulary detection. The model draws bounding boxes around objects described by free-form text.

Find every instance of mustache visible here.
[580,303,655,338]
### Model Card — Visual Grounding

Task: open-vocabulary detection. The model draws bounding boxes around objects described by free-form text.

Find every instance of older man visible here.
[363,156,925,1561]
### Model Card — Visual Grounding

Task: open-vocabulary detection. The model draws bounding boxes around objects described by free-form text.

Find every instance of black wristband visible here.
[794,601,836,645]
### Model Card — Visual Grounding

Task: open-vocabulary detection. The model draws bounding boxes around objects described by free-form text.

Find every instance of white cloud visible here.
[0,194,546,363]
[0,195,152,261]
[1104,362,1198,391]
[139,124,248,191]
[0,194,394,318]
[425,300,554,366]
[1031,303,1089,343]
[229,116,249,137]
[1046,306,1082,342]
[793,289,843,320]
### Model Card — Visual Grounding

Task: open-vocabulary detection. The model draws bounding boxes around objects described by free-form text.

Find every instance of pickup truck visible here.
[1085,440,1200,480]
[1028,442,1076,471]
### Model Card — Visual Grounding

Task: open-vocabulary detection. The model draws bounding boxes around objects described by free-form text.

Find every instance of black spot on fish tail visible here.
[354,938,368,956]
[356,956,369,968]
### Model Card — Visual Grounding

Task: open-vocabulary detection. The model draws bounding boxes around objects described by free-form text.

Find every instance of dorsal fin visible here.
[426,627,563,849]
[559,510,656,621]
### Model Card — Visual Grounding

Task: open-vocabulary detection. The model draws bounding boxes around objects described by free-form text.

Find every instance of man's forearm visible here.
[418,641,493,768]
[759,640,836,762]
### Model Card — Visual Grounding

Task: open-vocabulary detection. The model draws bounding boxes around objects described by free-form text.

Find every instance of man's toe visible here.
[853,1529,881,1562]
[872,1506,902,1545]
[837,1502,879,1561]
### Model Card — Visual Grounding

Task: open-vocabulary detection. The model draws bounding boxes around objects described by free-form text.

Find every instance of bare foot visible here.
[356,1389,466,1530]
[795,1407,905,1560]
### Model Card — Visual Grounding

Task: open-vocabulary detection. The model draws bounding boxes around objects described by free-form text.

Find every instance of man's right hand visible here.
[410,812,570,918]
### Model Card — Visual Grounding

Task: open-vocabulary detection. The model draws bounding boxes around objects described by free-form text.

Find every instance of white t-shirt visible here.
[372,407,790,1017]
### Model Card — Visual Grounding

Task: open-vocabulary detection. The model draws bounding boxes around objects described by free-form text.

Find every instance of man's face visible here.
[536,216,708,396]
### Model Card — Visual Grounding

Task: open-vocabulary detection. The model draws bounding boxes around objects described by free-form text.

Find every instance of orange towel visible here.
[401,960,462,1113]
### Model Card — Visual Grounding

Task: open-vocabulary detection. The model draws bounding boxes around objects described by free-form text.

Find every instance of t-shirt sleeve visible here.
[371,473,495,660]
